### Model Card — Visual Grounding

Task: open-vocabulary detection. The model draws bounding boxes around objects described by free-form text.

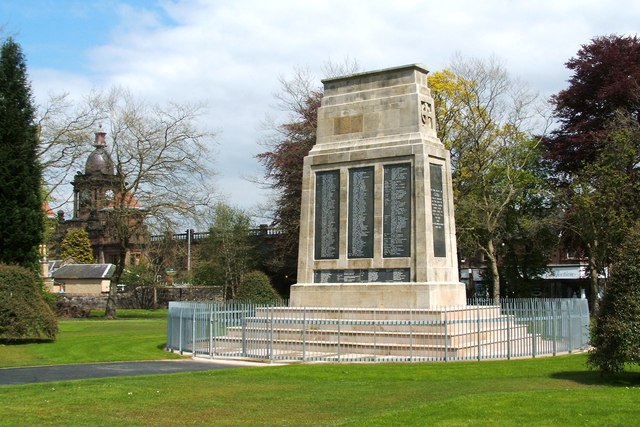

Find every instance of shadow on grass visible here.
[0,338,55,345]
[552,370,640,387]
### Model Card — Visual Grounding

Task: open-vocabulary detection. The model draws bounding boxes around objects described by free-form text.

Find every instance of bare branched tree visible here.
[430,55,553,300]
[93,87,217,317]
[37,92,103,209]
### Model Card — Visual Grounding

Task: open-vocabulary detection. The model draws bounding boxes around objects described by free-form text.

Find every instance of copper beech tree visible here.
[257,62,358,290]
[546,35,640,312]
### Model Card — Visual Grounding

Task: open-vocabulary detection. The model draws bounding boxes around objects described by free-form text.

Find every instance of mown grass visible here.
[0,309,180,367]
[0,354,639,426]
[1,311,639,426]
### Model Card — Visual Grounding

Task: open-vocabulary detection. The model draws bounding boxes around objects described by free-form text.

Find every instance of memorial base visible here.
[289,282,466,309]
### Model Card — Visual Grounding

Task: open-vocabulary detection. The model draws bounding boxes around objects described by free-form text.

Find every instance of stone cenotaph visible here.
[290,64,466,308]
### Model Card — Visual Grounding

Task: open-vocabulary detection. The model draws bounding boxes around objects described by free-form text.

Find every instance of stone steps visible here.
[207,334,545,359]
[200,306,550,360]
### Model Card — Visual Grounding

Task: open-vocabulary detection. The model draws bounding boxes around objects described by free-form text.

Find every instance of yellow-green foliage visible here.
[60,228,94,263]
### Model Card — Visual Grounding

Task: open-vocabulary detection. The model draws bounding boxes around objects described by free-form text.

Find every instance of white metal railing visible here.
[166,298,589,363]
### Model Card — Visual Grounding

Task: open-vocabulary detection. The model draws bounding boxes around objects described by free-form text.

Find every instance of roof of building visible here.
[42,201,57,219]
[51,264,115,280]
[85,132,114,175]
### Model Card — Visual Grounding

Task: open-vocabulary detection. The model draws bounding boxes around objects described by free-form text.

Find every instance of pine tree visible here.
[0,37,44,269]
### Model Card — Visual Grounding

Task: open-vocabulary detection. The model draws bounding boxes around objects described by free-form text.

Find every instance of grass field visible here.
[1,311,638,426]
[0,309,180,367]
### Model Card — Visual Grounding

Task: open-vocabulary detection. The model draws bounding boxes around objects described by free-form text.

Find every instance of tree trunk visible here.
[105,239,127,319]
[487,239,501,304]
[588,255,600,315]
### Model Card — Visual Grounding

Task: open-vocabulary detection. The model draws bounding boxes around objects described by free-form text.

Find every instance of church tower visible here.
[72,131,118,220]
[64,131,146,265]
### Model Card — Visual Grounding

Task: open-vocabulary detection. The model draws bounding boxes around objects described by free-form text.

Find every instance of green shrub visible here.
[59,228,94,263]
[236,271,280,303]
[0,264,58,341]
[588,224,640,373]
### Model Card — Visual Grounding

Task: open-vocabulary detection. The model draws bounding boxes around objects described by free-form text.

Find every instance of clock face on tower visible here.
[105,189,114,202]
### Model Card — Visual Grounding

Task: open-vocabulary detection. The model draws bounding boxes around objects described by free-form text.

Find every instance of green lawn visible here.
[1,354,638,426]
[0,312,638,426]
[0,309,180,367]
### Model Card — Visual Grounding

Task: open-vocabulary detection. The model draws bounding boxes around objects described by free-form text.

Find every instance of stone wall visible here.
[54,286,224,317]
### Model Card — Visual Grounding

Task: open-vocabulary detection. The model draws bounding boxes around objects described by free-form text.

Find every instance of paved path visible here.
[0,359,268,386]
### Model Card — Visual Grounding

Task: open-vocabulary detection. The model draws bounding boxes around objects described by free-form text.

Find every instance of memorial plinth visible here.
[290,64,466,308]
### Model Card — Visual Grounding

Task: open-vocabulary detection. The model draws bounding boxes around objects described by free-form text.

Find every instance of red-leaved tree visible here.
[546,34,640,175]
[257,70,322,290]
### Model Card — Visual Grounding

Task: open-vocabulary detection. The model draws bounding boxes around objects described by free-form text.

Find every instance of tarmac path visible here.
[0,359,266,386]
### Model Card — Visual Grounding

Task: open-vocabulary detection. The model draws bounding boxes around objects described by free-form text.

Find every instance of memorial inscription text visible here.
[383,163,411,257]
[314,170,340,259]
[348,166,374,258]
[314,268,411,283]
[430,163,446,257]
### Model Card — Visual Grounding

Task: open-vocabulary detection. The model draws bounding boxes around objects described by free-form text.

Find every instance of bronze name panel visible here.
[348,166,374,258]
[430,163,446,257]
[314,268,411,283]
[314,170,340,259]
[383,163,411,257]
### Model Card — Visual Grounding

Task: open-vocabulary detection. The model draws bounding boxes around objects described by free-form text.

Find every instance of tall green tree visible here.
[562,114,640,312]
[0,37,44,270]
[59,228,94,264]
[194,203,257,299]
[429,56,553,300]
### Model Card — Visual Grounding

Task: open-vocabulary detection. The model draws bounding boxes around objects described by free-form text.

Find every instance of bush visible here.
[588,224,640,373]
[236,271,280,303]
[0,264,58,341]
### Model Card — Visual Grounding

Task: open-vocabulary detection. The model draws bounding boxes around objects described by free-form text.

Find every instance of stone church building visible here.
[58,131,147,266]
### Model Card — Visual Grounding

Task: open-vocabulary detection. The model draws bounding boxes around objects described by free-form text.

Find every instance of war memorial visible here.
[167,65,590,362]
[290,63,464,308]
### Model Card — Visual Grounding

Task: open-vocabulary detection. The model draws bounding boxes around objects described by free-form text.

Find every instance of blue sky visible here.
[2,0,640,223]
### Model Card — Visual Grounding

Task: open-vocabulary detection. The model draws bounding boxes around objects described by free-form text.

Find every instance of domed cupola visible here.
[85,131,114,175]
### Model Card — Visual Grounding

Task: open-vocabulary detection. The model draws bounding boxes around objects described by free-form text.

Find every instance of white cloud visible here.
[25,0,640,220]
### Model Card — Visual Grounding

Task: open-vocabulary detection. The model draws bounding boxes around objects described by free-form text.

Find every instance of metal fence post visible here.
[567,303,573,354]
[506,300,512,360]
[209,304,214,358]
[476,304,481,361]
[179,307,183,355]
[373,309,377,362]
[337,309,341,362]
[409,308,414,362]
[302,308,307,362]
[444,310,448,362]
[268,306,274,361]
[531,300,537,358]
[192,306,197,357]
[242,312,247,357]
[552,300,557,356]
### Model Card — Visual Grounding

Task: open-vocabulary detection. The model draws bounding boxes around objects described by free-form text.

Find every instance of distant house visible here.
[51,264,115,295]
